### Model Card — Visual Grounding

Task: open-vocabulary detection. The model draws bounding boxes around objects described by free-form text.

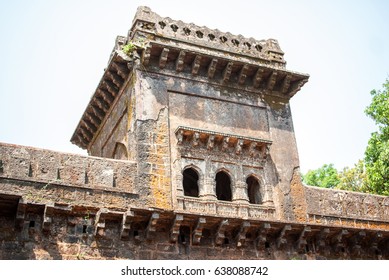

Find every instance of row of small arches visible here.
[158,21,263,51]
[182,168,262,204]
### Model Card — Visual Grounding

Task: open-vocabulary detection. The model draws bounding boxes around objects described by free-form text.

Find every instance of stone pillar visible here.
[233,180,249,204]
[199,159,216,200]
[261,184,274,206]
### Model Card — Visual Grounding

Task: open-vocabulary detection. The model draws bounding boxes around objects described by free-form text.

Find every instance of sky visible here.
[0,0,388,173]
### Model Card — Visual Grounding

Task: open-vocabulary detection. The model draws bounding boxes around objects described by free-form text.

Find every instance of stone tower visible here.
[71,6,309,221]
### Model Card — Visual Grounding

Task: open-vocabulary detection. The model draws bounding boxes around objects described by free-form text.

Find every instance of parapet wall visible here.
[0,143,140,210]
[130,6,286,66]
[305,186,389,222]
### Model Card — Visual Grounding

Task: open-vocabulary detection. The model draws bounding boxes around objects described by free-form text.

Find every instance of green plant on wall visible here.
[122,40,145,57]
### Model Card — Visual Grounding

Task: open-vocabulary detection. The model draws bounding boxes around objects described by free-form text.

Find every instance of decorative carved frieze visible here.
[175,126,272,159]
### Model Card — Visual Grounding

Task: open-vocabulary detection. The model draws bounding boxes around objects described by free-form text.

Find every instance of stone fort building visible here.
[0,7,388,259]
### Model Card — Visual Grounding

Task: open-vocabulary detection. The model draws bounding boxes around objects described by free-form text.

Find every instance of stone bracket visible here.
[170,214,184,243]
[94,208,109,237]
[175,50,186,72]
[120,210,135,240]
[253,68,264,88]
[238,65,249,85]
[141,47,151,66]
[256,222,271,248]
[281,74,292,93]
[222,62,233,83]
[215,219,229,245]
[371,232,383,254]
[175,126,272,159]
[236,221,250,247]
[15,200,27,229]
[296,226,311,251]
[192,217,206,245]
[145,212,160,240]
[276,224,291,248]
[350,231,366,254]
[331,229,349,248]
[207,59,218,79]
[316,228,330,248]
[42,205,53,232]
[266,71,278,90]
[159,48,169,68]
[191,55,201,75]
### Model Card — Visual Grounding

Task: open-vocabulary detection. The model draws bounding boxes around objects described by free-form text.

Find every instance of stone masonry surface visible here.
[1,6,389,260]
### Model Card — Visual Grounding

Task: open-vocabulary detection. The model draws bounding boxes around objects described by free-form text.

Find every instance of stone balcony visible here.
[177,196,276,220]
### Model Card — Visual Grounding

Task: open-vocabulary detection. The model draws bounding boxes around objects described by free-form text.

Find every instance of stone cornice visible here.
[70,52,131,150]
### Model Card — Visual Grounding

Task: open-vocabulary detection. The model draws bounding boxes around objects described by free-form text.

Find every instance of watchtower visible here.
[71,6,309,220]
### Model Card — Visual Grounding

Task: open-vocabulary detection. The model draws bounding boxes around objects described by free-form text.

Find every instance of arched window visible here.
[112,142,128,160]
[246,175,261,204]
[183,168,199,197]
[215,171,232,201]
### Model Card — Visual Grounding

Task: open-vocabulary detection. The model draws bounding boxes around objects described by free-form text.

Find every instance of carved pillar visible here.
[233,180,249,204]
[233,165,248,204]
[200,158,216,200]
[261,184,274,206]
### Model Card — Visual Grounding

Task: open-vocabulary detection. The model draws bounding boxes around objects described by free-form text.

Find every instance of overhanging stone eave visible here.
[138,42,309,98]
[70,52,132,150]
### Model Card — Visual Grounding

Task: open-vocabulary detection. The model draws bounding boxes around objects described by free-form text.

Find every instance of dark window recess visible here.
[183,168,199,197]
[28,164,33,177]
[215,171,232,201]
[179,226,191,244]
[29,221,35,228]
[82,225,87,234]
[247,176,261,204]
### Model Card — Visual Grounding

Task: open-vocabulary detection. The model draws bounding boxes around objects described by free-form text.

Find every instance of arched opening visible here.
[246,175,261,204]
[182,168,199,197]
[112,142,128,160]
[215,171,232,201]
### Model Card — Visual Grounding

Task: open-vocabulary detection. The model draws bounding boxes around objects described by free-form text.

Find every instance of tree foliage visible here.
[336,160,367,192]
[364,79,389,195]
[302,79,389,196]
[302,164,340,188]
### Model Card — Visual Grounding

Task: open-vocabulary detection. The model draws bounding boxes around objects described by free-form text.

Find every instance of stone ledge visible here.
[177,196,276,220]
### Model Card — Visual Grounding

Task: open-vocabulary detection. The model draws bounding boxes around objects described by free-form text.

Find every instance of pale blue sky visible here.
[0,0,388,173]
